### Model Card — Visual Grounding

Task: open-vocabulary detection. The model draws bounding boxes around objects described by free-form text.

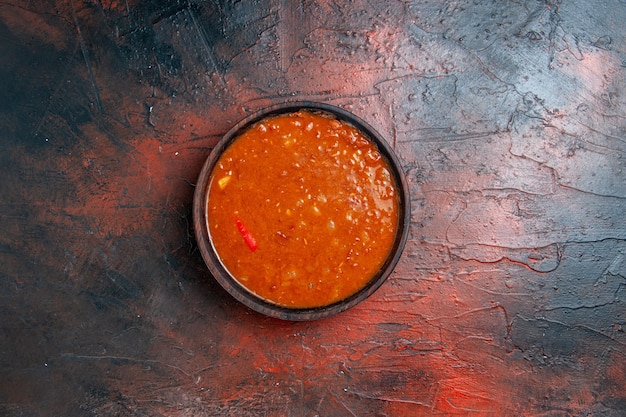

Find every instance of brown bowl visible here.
[193,102,410,320]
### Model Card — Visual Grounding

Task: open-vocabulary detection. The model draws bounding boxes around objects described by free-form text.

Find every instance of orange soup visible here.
[207,110,399,308]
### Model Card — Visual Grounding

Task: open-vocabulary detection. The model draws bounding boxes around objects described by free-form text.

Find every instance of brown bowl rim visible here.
[192,101,410,321]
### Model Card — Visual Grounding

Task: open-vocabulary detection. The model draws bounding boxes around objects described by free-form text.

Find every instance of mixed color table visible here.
[1,1,625,415]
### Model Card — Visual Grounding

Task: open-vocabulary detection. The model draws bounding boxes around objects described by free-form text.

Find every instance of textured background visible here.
[1,0,625,416]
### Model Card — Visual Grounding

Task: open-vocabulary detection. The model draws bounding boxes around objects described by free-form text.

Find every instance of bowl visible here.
[193,102,410,320]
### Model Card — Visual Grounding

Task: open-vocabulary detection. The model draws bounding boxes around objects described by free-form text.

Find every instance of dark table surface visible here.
[1,1,625,416]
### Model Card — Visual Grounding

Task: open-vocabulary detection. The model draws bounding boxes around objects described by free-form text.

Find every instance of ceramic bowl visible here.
[193,102,410,320]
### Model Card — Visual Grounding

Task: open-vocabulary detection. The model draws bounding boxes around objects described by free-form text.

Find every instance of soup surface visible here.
[207,110,399,308]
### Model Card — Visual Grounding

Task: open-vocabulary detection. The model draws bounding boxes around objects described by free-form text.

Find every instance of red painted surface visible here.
[1,1,625,416]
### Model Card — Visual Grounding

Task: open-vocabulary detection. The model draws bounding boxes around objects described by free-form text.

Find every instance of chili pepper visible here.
[235,219,258,251]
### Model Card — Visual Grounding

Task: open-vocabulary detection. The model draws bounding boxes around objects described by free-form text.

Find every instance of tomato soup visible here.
[206,110,399,308]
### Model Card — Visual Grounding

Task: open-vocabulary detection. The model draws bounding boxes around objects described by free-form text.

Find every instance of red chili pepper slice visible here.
[235,219,258,251]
